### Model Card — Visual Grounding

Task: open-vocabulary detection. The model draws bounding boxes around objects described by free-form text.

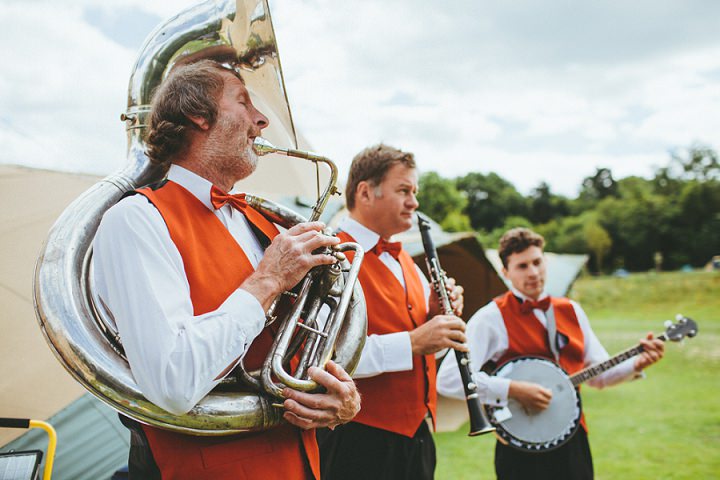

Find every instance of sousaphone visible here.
[33,0,366,435]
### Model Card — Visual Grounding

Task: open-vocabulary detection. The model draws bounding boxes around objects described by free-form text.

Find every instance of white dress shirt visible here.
[92,165,267,415]
[436,288,641,407]
[337,216,431,379]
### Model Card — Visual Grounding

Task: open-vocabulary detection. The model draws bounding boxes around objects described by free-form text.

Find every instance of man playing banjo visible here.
[436,227,665,480]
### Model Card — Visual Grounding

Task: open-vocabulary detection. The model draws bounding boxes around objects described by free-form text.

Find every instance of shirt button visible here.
[407,304,413,310]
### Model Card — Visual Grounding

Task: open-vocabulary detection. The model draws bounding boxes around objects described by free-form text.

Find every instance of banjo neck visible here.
[568,316,698,387]
[568,333,667,387]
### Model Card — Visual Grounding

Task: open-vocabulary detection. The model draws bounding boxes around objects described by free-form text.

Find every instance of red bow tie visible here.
[520,297,551,314]
[373,238,402,260]
[210,185,248,212]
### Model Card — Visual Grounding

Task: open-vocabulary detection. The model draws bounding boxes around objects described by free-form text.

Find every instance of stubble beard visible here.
[207,116,259,183]
[231,145,258,180]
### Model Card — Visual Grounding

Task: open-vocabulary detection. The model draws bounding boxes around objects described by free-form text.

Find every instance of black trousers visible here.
[495,428,594,480]
[317,420,436,480]
[119,414,162,480]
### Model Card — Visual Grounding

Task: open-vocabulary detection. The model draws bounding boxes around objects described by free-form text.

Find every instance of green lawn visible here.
[434,270,720,479]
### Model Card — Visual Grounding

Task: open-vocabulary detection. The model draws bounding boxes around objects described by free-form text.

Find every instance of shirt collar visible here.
[510,286,549,303]
[167,164,238,212]
[337,216,397,252]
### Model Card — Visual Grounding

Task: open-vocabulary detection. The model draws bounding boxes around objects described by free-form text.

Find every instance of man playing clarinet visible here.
[317,144,467,479]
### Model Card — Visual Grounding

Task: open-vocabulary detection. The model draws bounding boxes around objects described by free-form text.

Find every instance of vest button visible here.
[407,304,413,310]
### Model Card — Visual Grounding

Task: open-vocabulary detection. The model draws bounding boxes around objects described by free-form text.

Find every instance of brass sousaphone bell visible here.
[33,0,366,435]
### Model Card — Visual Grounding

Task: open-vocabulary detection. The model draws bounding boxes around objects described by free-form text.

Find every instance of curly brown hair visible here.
[144,60,242,172]
[344,144,416,210]
[498,228,545,268]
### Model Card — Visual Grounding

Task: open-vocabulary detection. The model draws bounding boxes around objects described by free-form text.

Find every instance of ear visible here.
[501,267,509,279]
[355,181,373,205]
[186,114,210,131]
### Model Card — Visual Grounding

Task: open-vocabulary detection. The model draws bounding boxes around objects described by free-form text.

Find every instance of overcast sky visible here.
[1,0,718,196]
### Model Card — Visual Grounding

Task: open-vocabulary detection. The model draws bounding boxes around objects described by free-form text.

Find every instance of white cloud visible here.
[1,0,718,199]
[0,3,136,173]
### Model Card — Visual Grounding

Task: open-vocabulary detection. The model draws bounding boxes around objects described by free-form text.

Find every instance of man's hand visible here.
[634,333,665,371]
[409,315,468,355]
[242,222,340,310]
[508,380,553,413]
[428,277,464,318]
[281,361,361,430]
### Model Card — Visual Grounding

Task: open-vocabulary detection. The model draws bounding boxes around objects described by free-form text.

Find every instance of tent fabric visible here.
[0,166,96,446]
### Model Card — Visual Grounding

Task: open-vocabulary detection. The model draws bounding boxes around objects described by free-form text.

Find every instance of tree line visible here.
[417,144,720,273]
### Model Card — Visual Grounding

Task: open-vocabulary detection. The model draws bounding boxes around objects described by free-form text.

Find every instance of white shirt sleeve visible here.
[437,302,512,406]
[92,196,266,415]
[573,301,642,388]
[352,331,414,378]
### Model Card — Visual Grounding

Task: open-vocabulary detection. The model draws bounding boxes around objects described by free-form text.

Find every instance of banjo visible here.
[485,315,698,452]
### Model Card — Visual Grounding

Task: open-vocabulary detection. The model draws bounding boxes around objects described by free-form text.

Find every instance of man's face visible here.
[365,164,419,238]
[502,245,546,300]
[206,72,269,181]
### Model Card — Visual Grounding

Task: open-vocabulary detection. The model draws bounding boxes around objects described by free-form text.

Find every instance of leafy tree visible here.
[573,167,619,214]
[584,221,612,272]
[671,180,720,266]
[551,215,589,254]
[651,166,684,197]
[441,210,473,232]
[581,167,618,200]
[478,216,534,250]
[670,144,720,182]
[416,172,469,231]
[529,181,570,224]
[456,172,528,232]
[596,177,676,270]
[414,144,719,273]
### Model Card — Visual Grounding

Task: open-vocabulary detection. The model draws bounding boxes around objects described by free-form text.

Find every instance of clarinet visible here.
[417,213,495,436]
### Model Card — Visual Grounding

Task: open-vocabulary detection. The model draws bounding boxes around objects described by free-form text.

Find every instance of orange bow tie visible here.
[520,297,551,314]
[373,238,402,260]
[210,185,248,212]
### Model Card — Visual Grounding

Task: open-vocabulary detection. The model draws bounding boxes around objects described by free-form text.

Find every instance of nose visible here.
[407,192,419,210]
[252,106,269,130]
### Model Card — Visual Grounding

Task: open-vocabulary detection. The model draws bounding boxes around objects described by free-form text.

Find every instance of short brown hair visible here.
[344,144,416,210]
[145,60,242,172]
[498,228,545,268]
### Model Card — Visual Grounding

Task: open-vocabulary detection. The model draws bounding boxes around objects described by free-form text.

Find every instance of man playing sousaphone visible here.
[437,227,665,480]
[93,60,360,479]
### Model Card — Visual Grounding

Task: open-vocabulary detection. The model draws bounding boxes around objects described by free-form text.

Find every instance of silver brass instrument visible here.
[33,0,366,435]
[240,138,365,398]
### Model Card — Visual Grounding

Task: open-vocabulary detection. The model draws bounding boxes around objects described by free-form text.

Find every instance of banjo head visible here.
[489,357,582,452]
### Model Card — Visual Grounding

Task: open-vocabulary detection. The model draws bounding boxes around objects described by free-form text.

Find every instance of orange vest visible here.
[494,291,587,431]
[337,231,436,437]
[134,180,319,480]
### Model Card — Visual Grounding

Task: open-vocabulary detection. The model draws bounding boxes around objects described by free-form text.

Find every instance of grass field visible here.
[434,270,720,479]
